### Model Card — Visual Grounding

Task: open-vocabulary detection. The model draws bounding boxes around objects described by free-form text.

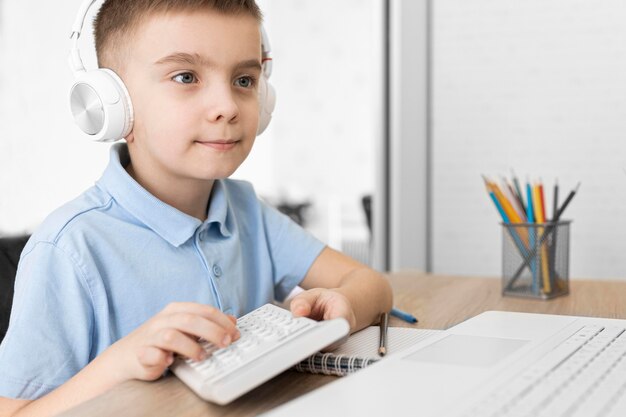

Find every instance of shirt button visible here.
[212,264,223,277]
[198,232,204,241]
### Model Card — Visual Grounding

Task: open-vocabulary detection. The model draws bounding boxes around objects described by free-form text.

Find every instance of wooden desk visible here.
[58,272,626,417]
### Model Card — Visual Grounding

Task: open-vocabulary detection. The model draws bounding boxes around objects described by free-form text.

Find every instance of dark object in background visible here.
[276,202,311,227]
[361,195,372,235]
[0,235,29,342]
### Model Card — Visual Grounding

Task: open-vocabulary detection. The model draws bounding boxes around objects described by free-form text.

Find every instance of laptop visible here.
[264,311,626,417]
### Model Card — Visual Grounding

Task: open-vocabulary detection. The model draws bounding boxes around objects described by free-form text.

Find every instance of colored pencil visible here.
[482,176,529,261]
[511,170,527,214]
[555,182,580,220]
[533,181,551,294]
[490,180,523,224]
[552,179,559,222]
[525,181,538,293]
[503,177,526,221]
[539,179,548,222]
[508,182,581,288]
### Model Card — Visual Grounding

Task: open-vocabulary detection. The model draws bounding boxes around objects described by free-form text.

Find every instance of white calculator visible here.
[170,303,350,405]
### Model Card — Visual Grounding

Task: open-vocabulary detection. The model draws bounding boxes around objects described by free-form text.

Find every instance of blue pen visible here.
[525,183,535,223]
[390,308,418,323]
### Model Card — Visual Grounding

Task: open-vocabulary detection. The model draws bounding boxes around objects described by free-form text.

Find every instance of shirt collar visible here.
[96,143,231,247]
[206,180,232,238]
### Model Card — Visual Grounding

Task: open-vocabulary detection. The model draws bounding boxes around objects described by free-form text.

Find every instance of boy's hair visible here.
[93,0,263,71]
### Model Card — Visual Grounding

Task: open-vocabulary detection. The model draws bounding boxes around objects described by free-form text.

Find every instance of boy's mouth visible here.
[195,139,240,151]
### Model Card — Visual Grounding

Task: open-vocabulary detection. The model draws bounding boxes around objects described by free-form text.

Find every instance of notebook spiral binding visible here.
[293,352,379,376]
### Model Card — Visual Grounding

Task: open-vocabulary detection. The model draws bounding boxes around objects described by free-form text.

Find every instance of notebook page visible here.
[331,326,442,359]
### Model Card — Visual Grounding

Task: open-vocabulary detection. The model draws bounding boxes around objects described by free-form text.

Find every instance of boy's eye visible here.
[235,76,256,89]
[172,72,197,84]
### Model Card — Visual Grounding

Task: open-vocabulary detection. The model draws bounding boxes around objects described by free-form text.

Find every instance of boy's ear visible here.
[125,131,135,144]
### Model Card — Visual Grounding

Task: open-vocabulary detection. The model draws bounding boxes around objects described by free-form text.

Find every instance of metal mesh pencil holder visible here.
[501,221,571,299]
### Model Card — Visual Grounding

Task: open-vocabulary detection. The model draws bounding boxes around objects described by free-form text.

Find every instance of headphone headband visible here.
[69,0,97,73]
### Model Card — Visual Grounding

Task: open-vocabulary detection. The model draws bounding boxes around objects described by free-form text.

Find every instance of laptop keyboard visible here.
[462,325,626,417]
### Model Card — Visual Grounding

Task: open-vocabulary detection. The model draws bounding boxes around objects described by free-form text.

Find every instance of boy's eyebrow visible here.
[154,52,262,71]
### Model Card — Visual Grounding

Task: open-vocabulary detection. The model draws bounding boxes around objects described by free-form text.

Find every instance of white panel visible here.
[389,0,429,271]
[370,0,388,271]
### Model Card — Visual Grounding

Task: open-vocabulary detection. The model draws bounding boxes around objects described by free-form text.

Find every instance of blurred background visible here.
[0,0,381,267]
[2,0,626,280]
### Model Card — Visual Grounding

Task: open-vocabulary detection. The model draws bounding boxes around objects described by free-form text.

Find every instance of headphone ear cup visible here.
[257,75,276,135]
[69,69,134,142]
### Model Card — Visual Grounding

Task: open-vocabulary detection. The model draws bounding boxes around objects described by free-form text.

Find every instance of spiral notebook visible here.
[293,326,441,376]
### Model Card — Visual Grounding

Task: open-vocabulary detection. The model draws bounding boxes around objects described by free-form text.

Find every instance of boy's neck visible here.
[125,162,214,222]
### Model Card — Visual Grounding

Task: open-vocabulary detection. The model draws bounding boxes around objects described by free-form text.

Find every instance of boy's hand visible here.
[105,303,240,382]
[289,288,357,332]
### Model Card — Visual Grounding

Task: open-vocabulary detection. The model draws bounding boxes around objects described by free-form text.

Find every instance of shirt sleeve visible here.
[0,241,94,400]
[260,201,326,301]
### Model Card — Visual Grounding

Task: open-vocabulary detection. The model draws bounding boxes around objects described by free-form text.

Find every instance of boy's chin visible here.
[195,168,238,181]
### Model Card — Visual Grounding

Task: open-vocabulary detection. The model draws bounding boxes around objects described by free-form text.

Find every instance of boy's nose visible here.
[204,85,240,124]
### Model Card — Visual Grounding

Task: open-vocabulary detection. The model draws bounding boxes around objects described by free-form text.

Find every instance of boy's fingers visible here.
[227,315,241,340]
[150,328,207,362]
[290,290,321,318]
[161,303,238,335]
[164,313,238,348]
[323,300,352,321]
[137,346,173,368]
[290,301,310,317]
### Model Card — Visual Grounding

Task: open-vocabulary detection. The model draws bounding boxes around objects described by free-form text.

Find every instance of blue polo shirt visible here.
[0,143,325,399]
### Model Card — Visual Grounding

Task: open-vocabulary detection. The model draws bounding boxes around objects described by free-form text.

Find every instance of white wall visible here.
[5,1,625,279]
[0,1,380,250]
[0,1,108,235]
[432,0,626,279]
[244,0,380,247]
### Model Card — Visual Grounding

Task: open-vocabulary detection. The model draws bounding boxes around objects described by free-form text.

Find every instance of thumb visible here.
[289,290,320,318]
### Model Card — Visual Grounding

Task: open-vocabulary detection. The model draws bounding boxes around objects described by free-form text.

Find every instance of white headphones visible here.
[69,0,276,142]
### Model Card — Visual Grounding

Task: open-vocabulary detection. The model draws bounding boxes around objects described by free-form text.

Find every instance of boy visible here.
[0,0,392,415]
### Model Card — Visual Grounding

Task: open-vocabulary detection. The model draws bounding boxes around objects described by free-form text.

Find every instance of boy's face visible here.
[123,10,262,183]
